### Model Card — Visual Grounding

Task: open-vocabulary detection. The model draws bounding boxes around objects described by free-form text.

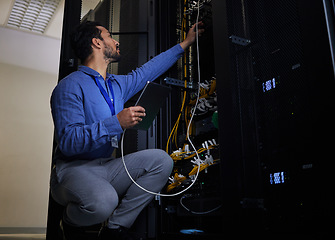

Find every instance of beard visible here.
[103,42,121,63]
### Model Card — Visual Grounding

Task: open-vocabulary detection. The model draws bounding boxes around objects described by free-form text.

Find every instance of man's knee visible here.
[150,149,174,176]
[89,189,118,220]
[69,188,119,226]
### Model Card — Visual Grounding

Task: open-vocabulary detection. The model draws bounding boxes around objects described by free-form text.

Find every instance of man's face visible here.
[97,26,121,63]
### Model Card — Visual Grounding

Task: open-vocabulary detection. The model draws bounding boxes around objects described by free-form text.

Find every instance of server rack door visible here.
[215,0,335,237]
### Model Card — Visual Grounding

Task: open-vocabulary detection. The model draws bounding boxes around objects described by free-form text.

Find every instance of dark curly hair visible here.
[70,21,104,63]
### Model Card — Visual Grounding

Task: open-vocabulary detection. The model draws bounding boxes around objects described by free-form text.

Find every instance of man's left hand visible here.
[179,22,205,50]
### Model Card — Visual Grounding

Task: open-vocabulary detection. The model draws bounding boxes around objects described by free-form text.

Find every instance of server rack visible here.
[213,0,335,237]
[47,0,335,239]
[158,0,335,238]
[157,1,224,239]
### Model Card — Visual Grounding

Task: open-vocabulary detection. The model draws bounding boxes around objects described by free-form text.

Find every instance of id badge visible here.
[111,135,119,148]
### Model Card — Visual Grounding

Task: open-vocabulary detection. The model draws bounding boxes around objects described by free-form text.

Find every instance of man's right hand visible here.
[117,106,146,129]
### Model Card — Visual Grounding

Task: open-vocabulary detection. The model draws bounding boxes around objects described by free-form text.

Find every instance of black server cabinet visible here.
[213,0,335,237]
[108,0,159,155]
[157,1,224,239]
[46,1,81,239]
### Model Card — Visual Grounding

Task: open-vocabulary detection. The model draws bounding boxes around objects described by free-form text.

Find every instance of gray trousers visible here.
[50,149,173,228]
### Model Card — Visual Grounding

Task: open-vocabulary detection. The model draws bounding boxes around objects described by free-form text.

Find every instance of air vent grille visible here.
[7,0,61,33]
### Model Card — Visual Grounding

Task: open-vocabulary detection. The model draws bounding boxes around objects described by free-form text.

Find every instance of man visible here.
[50,21,203,240]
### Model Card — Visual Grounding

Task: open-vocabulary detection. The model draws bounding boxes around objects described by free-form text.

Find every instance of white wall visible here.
[0,26,60,228]
[0,26,61,75]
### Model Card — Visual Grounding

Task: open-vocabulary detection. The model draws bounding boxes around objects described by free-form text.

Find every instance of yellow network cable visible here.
[172,0,188,148]
[166,159,220,192]
[183,78,216,137]
[165,84,187,152]
[209,78,216,95]
[166,173,187,192]
[170,145,215,161]
[188,78,217,106]
[166,0,188,153]
[188,163,210,176]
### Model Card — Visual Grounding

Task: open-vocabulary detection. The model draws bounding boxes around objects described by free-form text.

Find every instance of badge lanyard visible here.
[94,76,116,116]
[93,76,119,148]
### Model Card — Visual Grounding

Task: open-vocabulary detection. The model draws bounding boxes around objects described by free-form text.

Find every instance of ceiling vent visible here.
[7,0,61,34]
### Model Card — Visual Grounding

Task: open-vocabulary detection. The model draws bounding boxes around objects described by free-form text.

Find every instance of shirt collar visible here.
[78,65,113,80]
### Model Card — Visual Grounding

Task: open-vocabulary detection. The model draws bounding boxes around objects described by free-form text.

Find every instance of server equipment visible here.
[47,0,335,239]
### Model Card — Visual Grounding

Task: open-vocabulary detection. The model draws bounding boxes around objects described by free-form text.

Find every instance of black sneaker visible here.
[98,226,134,240]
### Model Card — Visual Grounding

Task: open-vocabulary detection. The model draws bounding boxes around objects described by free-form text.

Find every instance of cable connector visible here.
[191,157,204,166]
[184,144,190,153]
[204,140,209,149]
[169,173,186,184]
[189,174,197,182]
[168,176,175,183]
[204,154,214,165]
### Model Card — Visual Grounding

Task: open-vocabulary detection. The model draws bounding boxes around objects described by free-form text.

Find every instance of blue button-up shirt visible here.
[51,44,184,166]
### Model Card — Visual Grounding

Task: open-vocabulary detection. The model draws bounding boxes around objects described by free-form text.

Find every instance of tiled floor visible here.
[0,234,46,240]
